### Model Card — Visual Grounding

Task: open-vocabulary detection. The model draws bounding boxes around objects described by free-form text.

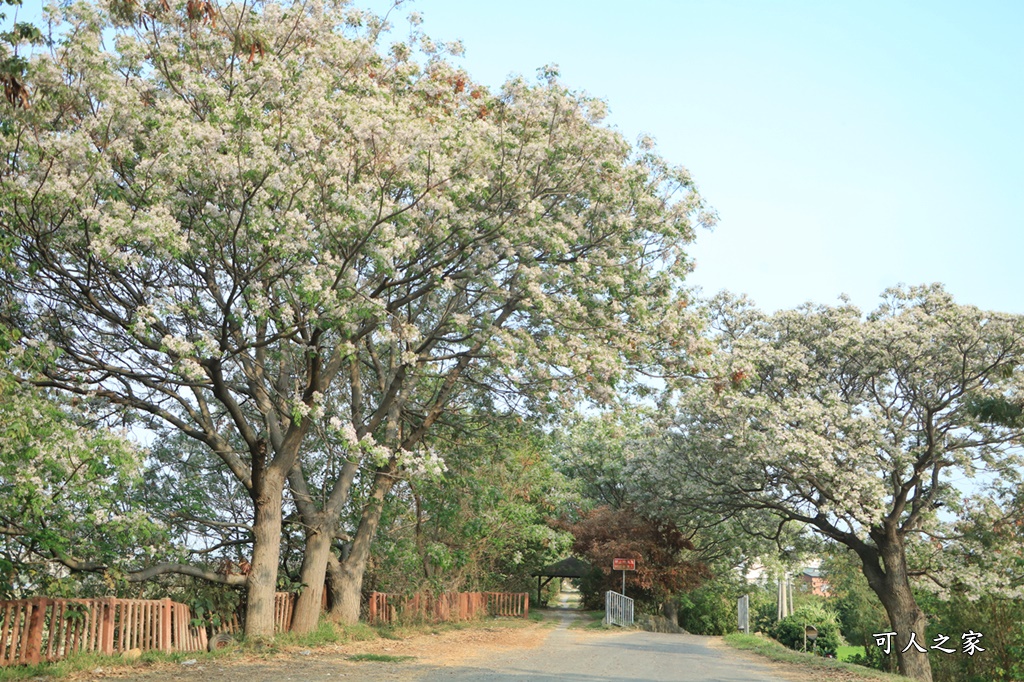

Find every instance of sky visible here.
[10,1,1024,315]
[360,0,1024,315]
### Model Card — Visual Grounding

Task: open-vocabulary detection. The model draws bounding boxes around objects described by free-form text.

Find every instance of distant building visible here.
[799,566,829,596]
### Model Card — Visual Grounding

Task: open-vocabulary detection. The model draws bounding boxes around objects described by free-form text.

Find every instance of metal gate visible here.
[604,590,634,626]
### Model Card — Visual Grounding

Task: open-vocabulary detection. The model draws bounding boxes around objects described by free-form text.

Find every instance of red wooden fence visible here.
[367,591,529,625]
[485,591,529,618]
[0,597,207,667]
[210,592,295,636]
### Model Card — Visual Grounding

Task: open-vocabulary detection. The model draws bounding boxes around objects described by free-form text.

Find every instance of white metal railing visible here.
[604,590,634,627]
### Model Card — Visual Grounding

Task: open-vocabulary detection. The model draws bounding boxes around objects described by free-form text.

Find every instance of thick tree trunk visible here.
[288,457,358,632]
[245,467,286,638]
[661,600,679,627]
[325,550,346,613]
[289,520,332,633]
[880,586,931,682]
[329,471,395,624]
[861,539,933,682]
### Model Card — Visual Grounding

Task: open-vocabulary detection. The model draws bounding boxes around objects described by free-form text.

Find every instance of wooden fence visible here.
[367,591,529,625]
[485,591,529,618]
[210,592,295,636]
[0,597,207,667]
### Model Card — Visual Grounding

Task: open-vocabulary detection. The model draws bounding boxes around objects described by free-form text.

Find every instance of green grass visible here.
[347,653,415,663]
[837,645,867,662]
[0,647,235,681]
[723,633,913,681]
[274,620,378,648]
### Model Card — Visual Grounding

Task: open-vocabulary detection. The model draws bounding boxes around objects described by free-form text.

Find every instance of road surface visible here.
[411,609,792,682]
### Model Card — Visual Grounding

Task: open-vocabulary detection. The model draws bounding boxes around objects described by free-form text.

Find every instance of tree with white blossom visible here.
[641,285,1024,682]
[1,0,711,633]
[0,329,168,596]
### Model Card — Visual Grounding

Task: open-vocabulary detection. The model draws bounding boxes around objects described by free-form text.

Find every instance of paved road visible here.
[411,614,792,682]
[110,596,794,682]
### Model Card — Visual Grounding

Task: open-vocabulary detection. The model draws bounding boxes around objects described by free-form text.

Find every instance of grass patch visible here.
[723,634,912,681]
[837,645,867,662]
[373,615,535,640]
[274,620,377,648]
[0,647,235,681]
[347,653,415,663]
[568,610,607,630]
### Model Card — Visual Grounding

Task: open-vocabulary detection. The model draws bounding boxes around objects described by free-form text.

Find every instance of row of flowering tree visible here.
[0,0,710,637]
[633,286,1024,682]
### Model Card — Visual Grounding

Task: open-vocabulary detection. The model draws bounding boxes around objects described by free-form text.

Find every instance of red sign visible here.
[612,558,636,571]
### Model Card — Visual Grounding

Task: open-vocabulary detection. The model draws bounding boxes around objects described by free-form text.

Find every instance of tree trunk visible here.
[289,519,331,633]
[288,457,359,632]
[325,550,345,613]
[245,467,286,638]
[876,576,932,681]
[861,539,933,682]
[661,600,679,627]
[328,470,395,624]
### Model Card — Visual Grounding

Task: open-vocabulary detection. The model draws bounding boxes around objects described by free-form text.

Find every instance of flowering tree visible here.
[1,0,710,633]
[642,286,1024,682]
[0,329,168,597]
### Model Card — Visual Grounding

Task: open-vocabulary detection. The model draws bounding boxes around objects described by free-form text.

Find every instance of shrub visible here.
[677,585,736,635]
[770,603,841,656]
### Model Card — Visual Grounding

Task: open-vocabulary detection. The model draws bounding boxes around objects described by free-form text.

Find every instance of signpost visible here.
[612,558,636,595]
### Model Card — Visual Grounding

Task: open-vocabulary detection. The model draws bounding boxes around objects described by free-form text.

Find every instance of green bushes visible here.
[676,582,737,635]
[770,603,841,656]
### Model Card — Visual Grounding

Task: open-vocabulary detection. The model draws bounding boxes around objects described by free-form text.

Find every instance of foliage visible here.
[770,603,842,656]
[556,411,787,572]
[676,577,738,635]
[723,633,914,682]
[0,328,165,597]
[638,285,1024,680]
[917,592,1024,682]
[366,416,573,596]
[180,579,243,630]
[1,0,711,630]
[0,0,43,111]
[555,505,708,610]
[555,410,654,511]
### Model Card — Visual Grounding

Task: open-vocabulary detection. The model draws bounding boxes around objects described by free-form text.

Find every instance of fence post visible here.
[368,592,377,624]
[24,597,48,665]
[161,599,172,652]
[100,597,116,655]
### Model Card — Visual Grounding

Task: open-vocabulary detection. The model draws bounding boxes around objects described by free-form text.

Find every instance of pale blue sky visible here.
[369,0,1024,315]
[15,1,1024,314]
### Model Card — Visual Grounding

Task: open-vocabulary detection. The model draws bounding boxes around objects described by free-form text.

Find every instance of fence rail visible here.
[0,597,207,667]
[210,592,296,636]
[368,591,530,625]
[485,592,529,618]
[604,590,634,627]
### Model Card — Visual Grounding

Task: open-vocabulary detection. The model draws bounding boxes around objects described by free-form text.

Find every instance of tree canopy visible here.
[1,0,710,633]
[639,285,1024,681]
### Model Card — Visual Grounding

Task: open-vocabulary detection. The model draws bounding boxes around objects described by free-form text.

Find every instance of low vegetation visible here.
[723,633,914,682]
